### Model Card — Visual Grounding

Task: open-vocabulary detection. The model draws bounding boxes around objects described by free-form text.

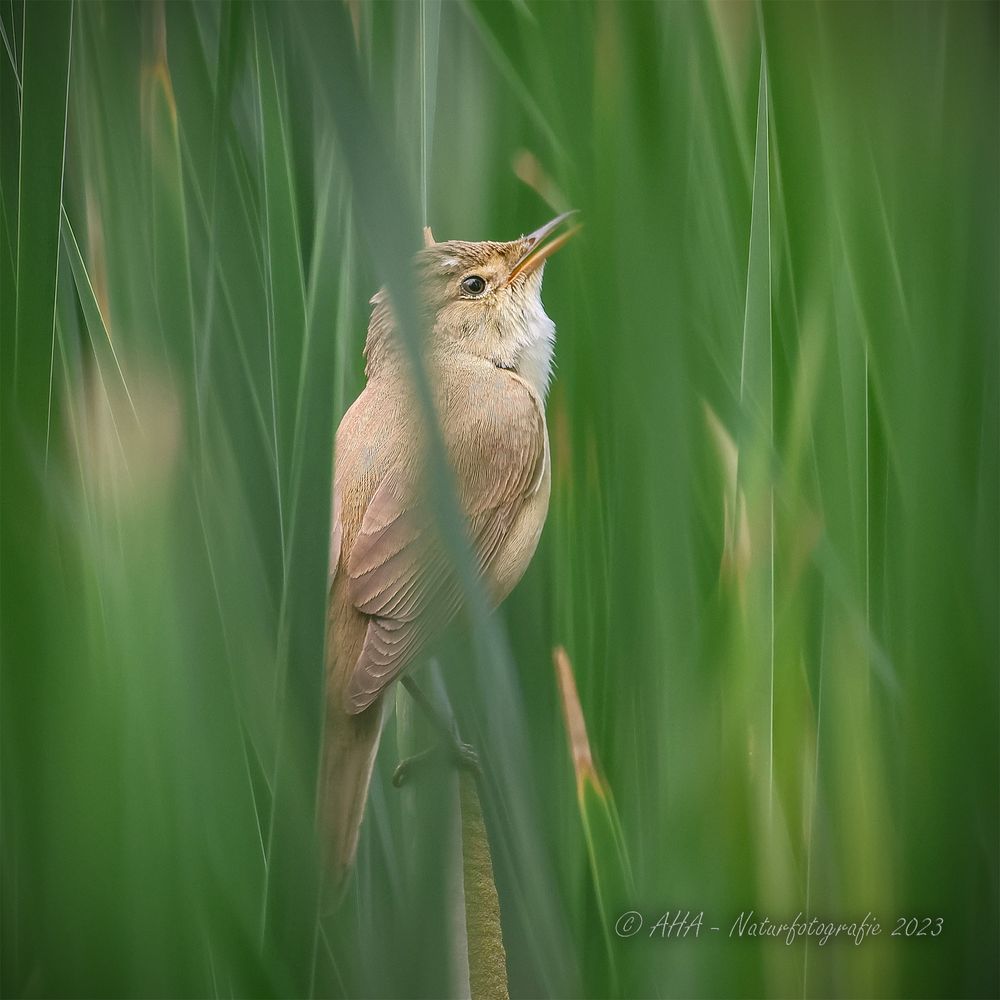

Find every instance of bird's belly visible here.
[488,456,551,606]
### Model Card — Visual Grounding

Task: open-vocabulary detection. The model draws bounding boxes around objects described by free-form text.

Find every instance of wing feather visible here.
[328,485,344,591]
[343,376,546,714]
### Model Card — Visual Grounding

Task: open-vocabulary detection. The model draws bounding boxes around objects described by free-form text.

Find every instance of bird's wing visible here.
[328,482,343,592]
[343,375,547,714]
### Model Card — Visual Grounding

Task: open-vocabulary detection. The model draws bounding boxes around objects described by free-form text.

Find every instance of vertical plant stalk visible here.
[460,772,509,1000]
[395,670,470,997]
[735,52,774,815]
[418,0,441,227]
[397,667,510,1000]
[2,4,73,993]
[401,3,508,996]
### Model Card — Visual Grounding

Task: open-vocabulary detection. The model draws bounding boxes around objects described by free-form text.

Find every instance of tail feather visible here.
[322,694,386,896]
[323,571,386,899]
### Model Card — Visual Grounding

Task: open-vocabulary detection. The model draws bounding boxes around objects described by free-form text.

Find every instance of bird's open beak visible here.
[507,210,580,284]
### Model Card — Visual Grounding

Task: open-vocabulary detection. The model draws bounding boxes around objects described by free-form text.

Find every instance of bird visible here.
[322,211,578,892]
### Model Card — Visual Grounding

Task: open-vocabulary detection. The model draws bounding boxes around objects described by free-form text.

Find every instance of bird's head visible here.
[365,211,579,398]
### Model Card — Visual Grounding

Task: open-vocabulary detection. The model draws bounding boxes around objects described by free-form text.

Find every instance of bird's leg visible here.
[392,676,481,787]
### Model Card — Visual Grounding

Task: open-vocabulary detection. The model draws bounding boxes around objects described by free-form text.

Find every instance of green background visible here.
[2,2,997,997]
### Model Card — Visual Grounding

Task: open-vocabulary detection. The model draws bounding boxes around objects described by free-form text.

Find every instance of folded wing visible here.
[343,375,546,714]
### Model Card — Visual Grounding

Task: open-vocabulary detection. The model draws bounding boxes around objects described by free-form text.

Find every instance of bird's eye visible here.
[460,275,487,297]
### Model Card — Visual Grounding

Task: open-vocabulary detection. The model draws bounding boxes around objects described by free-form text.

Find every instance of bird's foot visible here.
[393,674,482,787]
[392,736,481,788]
[452,739,481,776]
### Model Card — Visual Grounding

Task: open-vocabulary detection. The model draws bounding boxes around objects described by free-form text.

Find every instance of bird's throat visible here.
[506,296,556,399]
[515,334,555,399]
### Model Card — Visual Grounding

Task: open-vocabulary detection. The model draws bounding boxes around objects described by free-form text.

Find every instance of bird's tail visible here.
[321,693,386,897]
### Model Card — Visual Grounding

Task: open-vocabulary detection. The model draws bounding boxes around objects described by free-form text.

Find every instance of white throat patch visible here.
[515,295,556,399]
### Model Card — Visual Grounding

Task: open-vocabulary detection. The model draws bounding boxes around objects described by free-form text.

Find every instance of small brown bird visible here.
[323,212,578,889]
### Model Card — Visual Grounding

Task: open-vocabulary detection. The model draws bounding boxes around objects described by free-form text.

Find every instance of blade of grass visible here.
[553,646,634,997]
[1,3,73,994]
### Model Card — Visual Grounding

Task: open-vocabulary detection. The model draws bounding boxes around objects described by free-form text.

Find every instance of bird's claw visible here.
[393,738,481,788]
[392,747,433,787]
[452,741,481,777]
